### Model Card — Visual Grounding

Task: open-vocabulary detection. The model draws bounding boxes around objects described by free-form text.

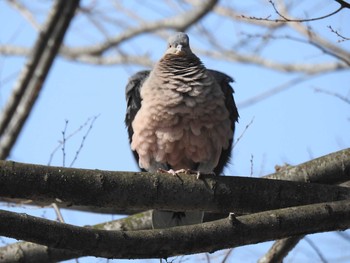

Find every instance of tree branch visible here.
[277,2,350,66]
[0,211,152,263]
[2,148,349,262]
[197,48,348,74]
[65,0,218,57]
[1,151,350,214]
[241,0,349,23]
[257,236,303,263]
[1,199,350,259]
[261,146,350,262]
[1,148,349,213]
[6,0,40,30]
[264,147,350,184]
[0,0,80,159]
[267,0,345,23]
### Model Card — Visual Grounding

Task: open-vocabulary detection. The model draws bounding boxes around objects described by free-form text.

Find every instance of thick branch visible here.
[0,0,80,159]
[265,147,350,183]
[0,142,350,213]
[1,153,350,213]
[0,211,152,263]
[1,200,350,259]
[262,145,350,262]
[2,148,349,262]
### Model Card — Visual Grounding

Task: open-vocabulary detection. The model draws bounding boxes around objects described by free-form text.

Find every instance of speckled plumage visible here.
[124,32,239,228]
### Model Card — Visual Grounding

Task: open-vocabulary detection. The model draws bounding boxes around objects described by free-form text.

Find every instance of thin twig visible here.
[69,114,100,167]
[6,0,40,30]
[242,0,346,23]
[65,0,219,56]
[61,120,68,167]
[221,248,234,263]
[48,117,96,166]
[328,25,350,42]
[250,154,254,177]
[238,75,312,109]
[337,231,350,243]
[232,117,254,148]
[51,203,65,223]
[314,87,350,105]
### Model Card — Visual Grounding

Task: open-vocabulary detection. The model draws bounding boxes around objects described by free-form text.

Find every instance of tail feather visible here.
[152,210,204,229]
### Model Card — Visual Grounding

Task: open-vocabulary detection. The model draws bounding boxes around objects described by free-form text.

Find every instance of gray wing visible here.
[125,70,150,143]
[124,70,150,169]
[207,69,239,175]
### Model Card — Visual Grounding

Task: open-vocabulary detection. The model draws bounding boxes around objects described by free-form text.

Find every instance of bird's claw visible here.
[156,168,215,179]
[157,168,194,176]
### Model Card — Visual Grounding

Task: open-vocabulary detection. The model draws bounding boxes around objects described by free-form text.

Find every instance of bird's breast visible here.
[131,73,232,171]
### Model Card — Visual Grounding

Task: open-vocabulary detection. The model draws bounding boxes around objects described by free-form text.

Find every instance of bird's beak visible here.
[176,44,183,53]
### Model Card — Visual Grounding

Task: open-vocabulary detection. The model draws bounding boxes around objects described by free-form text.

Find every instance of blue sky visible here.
[0,1,350,262]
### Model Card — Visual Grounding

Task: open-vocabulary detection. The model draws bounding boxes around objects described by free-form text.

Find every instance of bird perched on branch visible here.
[125,32,238,229]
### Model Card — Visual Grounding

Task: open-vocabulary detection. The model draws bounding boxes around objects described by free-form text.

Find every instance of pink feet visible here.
[157,168,215,179]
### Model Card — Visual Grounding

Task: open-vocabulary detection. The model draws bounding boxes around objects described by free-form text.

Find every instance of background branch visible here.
[0,211,152,263]
[258,236,303,263]
[0,0,80,159]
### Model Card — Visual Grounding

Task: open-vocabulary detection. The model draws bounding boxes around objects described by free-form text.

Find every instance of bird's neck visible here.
[157,54,205,75]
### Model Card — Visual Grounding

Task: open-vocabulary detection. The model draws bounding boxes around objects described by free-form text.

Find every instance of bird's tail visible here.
[152,210,204,229]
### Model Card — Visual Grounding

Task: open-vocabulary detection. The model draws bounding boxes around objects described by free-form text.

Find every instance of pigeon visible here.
[125,32,239,229]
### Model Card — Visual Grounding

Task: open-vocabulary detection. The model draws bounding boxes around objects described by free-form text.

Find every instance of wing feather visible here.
[125,70,150,169]
[207,69,239,175]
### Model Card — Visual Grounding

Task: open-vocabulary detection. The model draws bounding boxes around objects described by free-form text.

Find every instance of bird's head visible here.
[165,32,192,56]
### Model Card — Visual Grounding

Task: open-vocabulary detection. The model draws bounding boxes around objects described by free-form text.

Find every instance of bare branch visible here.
[304,236,328,263]
[0,45,29,56]
[1,199,350,259]
[242,0,349,24]
[1,151,350,214]
[264,148,350,184]
[48,117,96,166]
[197,49,348,74]
[0,211,152,263]
[261,138,350,262]
[278,4,350,66]
[51,203,64,223]
[267,0,345,23]
[239,31,350,65]
[0,148,349,213]
[328,25,350,42]
[232,117,254,148]
[0,148,349,261]
[314,87,350,105]
[258,236,303,263]
[335,0,350,9]
[66,0,218,57]
[6,0,40,30]
[0,0,80,159]
[238,75,312,109]
[69,114,99,167]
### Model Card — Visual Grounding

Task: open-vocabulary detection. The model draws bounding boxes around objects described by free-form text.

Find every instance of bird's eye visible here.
[168,44,172,48]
